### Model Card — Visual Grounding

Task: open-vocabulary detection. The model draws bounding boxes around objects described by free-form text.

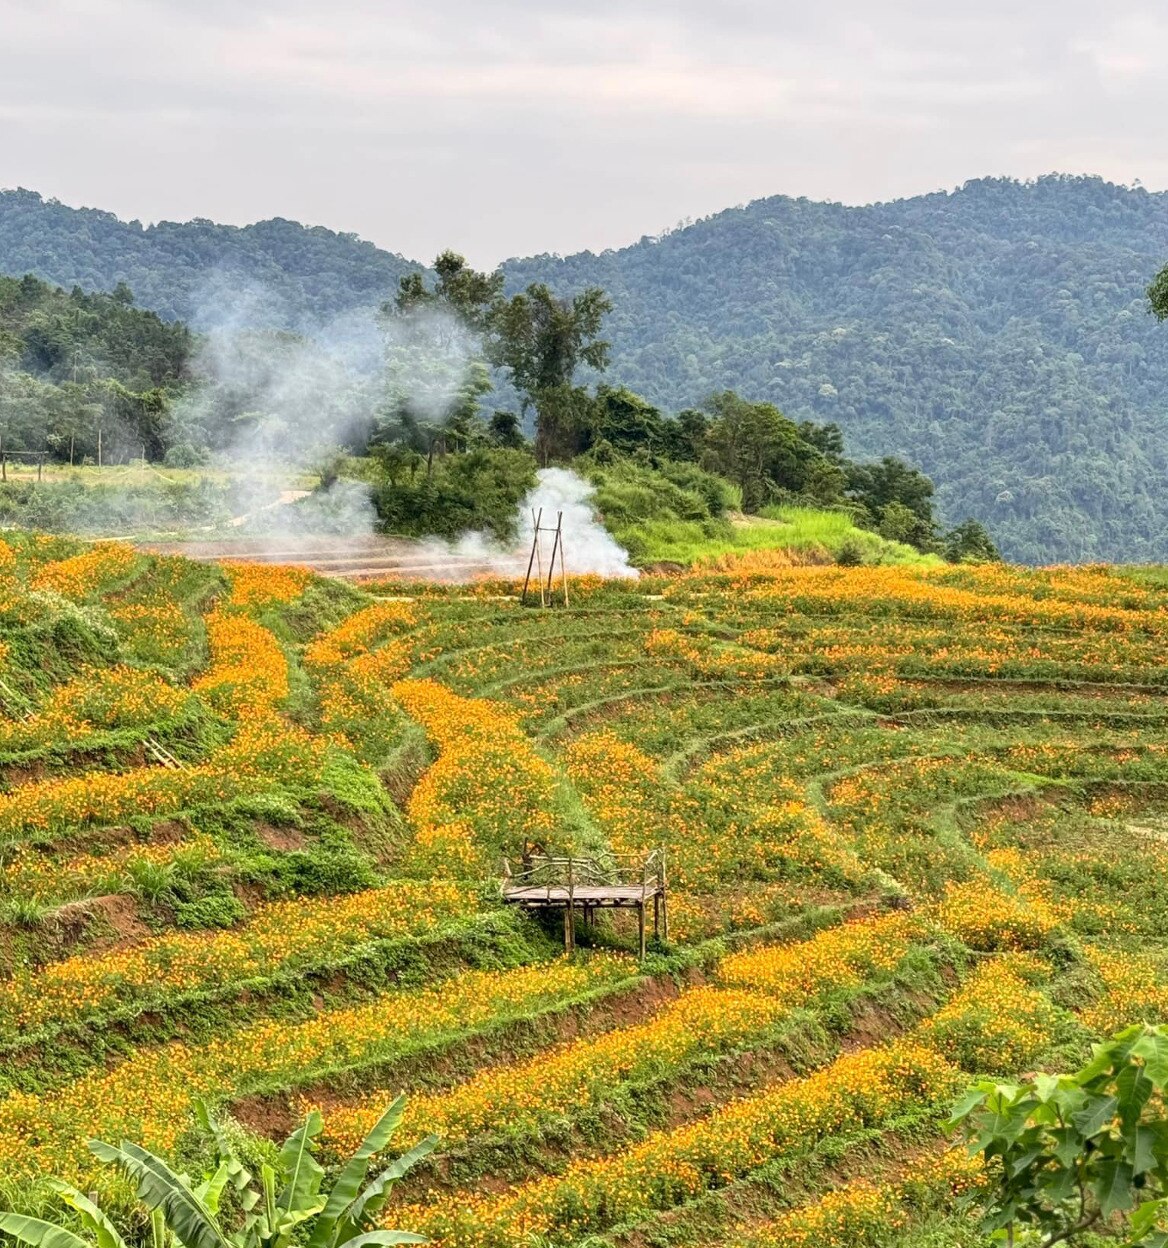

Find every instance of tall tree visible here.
[379,251,500,464]
[1150,262,1168,320]
[488,283,611,463]
[700,391,817,512]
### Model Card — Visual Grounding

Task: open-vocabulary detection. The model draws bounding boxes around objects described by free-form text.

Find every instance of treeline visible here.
[508,176,1168,564]
[0,188,414,327]
[0,258,995,560]
[0,274,191,463]
[366,251,996,560]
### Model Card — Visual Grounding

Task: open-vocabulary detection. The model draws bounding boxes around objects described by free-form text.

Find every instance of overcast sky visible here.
[1,0,1166,266]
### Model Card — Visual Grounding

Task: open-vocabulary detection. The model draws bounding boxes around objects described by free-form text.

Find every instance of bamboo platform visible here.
[501,851,667,958]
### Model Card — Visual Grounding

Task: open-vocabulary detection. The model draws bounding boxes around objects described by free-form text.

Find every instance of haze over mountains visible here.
[2,175,1168,563]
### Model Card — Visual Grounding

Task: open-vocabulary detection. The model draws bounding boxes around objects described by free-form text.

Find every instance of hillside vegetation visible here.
[511,175,1168,564]
[0,189,414,328]
[7,177,1168,560]
[2,535,1168,1246]
[0,274,191,463]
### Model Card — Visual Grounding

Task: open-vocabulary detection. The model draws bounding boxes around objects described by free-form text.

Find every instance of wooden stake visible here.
[520,507,542,605]
[544,512,561,601]
[534,512,546,607]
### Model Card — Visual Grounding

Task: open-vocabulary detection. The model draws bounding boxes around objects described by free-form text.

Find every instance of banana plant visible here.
[0,1096,434,1248]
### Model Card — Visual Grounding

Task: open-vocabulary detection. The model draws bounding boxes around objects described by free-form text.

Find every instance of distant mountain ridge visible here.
[0,188,416,329]
[4,175,1168,562]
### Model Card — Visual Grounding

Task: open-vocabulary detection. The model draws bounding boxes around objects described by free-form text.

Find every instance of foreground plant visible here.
[952,1023,1168,1246]
[0,1096,432,1248]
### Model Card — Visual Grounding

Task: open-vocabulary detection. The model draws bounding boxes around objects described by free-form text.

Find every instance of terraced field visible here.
[3,531,1168,1246]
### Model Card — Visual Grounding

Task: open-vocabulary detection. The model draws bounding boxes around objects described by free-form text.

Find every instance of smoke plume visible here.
[414,467,638,581]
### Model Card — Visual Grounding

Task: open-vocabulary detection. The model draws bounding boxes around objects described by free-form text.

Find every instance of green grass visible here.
[613,506,938,567]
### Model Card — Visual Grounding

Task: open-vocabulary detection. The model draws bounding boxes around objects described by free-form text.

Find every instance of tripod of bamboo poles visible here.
[520,508,569,607]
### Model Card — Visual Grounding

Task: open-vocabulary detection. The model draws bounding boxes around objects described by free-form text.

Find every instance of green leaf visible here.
[307,1098,408,1248]
[1133,1125,1162,1177]
[1072,1093,1118,1138]
[1118,1062,1155,1127]
[0,1214,91,1248]
[277,1112,324,1213]
[1133,1032,1168,1088]
[1032,1073,1060,1104]
[1131,1197,1168,1237]
[44,1182,128,1248]
[194,1162,233,1218]
[1093,1157,1135,1218]
[89,1141,231,1248]
[343,1138,439,1235]
[949,1084,993,1124]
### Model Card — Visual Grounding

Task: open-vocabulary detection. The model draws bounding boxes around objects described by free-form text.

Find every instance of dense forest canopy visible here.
[3,175,1168,560]
[0,274,191,462]
[0,260,979,561]
[508,175,1168,564]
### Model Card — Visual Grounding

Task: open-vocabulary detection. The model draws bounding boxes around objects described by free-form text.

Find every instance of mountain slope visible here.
[4,176,1168,561]
[0,188,417,330]
[508,176,1168,563]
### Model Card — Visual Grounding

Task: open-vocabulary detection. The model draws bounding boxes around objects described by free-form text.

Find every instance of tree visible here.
[393,250,502,331]
[1149,264,1168,321]
[659,408,709,463]
[488,283,611,463]
[944,518,1001,563]
[701,391,808,512]
[0,1097,431,1248]
[589,386,664,454]
[487,410,526,449]
[379,251,500,463]
[952,1024,1168,1247]
[879,500,933,548]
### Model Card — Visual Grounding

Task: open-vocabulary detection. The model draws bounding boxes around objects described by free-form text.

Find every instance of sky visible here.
[1,0,1166,266]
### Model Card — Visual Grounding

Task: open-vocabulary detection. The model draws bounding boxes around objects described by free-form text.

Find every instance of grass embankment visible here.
[626,506,935,568]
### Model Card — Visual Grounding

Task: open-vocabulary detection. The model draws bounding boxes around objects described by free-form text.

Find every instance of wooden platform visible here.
[500,851,667,957]
[502,883,663,908]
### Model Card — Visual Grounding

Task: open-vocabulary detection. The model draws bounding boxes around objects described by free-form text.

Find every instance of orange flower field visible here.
[2,535,1168,1247]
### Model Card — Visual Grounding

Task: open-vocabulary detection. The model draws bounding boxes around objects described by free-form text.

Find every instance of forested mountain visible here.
[4,176,1168,560]
[0,189,415,329]
[508,176,1168,564]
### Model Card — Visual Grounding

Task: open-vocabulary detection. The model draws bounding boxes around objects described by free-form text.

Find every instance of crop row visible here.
[0,879,477,1034]
[29,542,138,599]
[728,1145,984,1248]
[394,1037,959,1247]
[0,953,635,1189]
[0,832,220,905]
[320,911,922,1158]
[393,948,1064,1246]
[0,666,192,756]
[0,718,328,846]
[193,608,290,719]
[392,678,562,876]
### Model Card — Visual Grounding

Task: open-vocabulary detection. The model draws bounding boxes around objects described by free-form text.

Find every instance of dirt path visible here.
[140,534,528,583]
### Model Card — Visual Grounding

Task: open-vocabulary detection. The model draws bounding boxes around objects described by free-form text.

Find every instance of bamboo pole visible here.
[520,507,542,606]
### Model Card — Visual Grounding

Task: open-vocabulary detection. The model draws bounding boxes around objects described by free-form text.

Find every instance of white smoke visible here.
[170,272,482,541]
[160,276,638,579]
[517,468,638,578]
[413,467,638,581]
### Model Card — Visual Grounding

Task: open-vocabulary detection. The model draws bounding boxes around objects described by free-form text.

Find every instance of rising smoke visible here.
[172,273,481,537]
[166,274,637,576]
[416,467,639,580]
